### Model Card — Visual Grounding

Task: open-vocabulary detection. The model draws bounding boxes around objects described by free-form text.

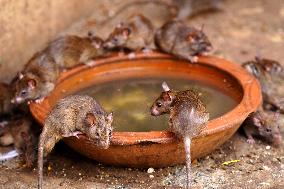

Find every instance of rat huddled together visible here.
[0,1,283,189]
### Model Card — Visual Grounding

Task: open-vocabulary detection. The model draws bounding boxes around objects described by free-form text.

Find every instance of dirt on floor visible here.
[1,0,284,188]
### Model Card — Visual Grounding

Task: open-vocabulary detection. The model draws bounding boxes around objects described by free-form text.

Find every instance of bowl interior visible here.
[30,53,261,145]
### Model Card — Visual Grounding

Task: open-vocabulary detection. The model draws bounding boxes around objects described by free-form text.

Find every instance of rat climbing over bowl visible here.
[37,95,113,189]
[150,82,209,189]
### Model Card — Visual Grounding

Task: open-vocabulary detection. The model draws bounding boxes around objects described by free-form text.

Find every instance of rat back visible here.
[126,14,155,50]
[170,90,209,138]
[48,35,105,69]
[155,20,183,53]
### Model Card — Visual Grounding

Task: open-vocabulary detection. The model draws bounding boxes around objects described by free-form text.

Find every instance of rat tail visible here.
[38,133,44,189]
[184,136,191,189]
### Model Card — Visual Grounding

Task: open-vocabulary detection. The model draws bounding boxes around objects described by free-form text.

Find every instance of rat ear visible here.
[187,33,196,43]
[106,112,113,124]
[85,113,96,126]
[28,79,37,89]
[18,72,24,80]
[273,112,280,120]
[199,24,205,32]
[252,116,262,127]
[122,28,131,38]
[162,82,170,92]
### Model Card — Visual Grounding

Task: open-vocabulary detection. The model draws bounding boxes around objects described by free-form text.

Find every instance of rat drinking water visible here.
[155,20,212,63]
[37,95,113,189]
[150,82,209,189]
[0,116,38,167]
[103,14,155,51]
[242,108,282,147]
[12,35,107,104]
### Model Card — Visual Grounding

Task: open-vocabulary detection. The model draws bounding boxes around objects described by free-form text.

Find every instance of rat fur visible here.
[150,82,209,189]
[12,35,107,104]
[155,20,213,63]
[242,109,282,147]
[38,95,113,189]
[0,116,38,167]
[103,14,155,51]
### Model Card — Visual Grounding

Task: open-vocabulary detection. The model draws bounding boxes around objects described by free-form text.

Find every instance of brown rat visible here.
[155,20,213,63]
[242,60,284,113]
[38,95,113,189]
[242,109,282,147]
[12,35,107,104]
[253,56,283,76]
[103,14,155,51]
[0,116,38,167]
[150,82,209,189]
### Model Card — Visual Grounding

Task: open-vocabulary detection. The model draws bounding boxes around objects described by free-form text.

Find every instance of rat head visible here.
[186,27,213,55]
[11,73,40,104]
[258,58,283,74]
[103,24,131,49]
[85,112,113,149]
[150,82,176,116]
[253,112,282,146]
[90,36,104,49]
[242,62,263,78]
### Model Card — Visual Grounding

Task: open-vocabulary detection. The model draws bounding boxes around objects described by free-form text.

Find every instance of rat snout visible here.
[11,96,24,104]
[272,134,282,147]
[102,41,114,49]
[206,45,213,52]
[150,107,160,116]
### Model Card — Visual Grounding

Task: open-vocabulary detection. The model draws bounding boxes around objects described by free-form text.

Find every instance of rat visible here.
[103,14,155,51]
[242,109,282,147]
[0,116,38,167]
[37,95,113,189]
[247,56,283,76]
[0,82,15,116]
[242,60,284,113]
[12,35,107,104]
[99,0,222,25]
[150,82,209,189]
[155,20,213,63]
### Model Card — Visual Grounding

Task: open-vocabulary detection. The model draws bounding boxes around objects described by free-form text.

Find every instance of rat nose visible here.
[273,135,282,147]
[150,108,160,116]
[206,46,213,52]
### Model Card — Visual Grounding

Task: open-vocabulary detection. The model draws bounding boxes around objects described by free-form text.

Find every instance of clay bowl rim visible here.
[29,51,261,146]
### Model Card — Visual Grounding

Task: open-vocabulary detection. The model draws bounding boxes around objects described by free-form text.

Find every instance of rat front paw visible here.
[188,56,199,63]
[246,138,255,144]
[35,98,45,103]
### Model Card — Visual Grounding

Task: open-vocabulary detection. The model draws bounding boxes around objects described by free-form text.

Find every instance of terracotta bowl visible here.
[29,52,261,168]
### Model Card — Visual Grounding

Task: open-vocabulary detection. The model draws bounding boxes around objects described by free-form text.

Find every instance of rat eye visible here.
[21,90,27,96]
[266,128,272,132]
[156,102,162,108]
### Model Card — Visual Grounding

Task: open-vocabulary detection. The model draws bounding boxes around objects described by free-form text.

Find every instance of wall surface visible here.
[0,0,99,82]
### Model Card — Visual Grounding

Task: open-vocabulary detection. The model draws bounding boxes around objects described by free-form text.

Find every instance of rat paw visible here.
[35,98,45,103]
[85,60,96,67]
[142,48,152,53]
[128,52,136,59]
[63,131,82,139]
[188,56,199,63]
[246,138,255,144]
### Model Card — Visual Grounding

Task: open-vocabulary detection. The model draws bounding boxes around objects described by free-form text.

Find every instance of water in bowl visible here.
[79,78,238,132]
